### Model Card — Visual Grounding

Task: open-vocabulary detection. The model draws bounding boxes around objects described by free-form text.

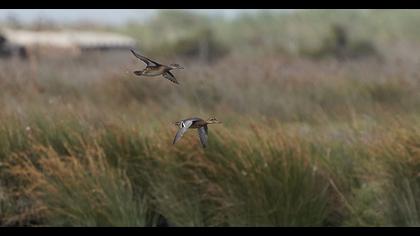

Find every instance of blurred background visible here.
[0,9,401,62]
[1,9,418,123]
[1,9,420,227]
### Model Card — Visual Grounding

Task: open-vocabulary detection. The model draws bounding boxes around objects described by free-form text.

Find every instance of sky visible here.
[0,9,294,26]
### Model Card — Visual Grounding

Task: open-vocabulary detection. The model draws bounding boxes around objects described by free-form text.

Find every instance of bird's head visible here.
[206,117,222,124]
[169,63,184,70]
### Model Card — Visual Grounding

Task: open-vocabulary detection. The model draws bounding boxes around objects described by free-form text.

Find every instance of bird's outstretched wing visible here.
[130,49,161,66]
[173,120,193,144]
[162,71,179,84]
[198,125,208,148]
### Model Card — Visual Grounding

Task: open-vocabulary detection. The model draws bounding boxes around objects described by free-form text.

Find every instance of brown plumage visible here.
[173,117,222,148]
[130,49,184,84]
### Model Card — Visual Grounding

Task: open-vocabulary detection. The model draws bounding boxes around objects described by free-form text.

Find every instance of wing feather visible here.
[198,125,208,148]
[162,71,179,84]
[130,49,161,66]
[173,120,193,144]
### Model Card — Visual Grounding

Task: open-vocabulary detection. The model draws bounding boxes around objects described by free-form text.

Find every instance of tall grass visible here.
[7,145,157,226]
[372,127,420,226]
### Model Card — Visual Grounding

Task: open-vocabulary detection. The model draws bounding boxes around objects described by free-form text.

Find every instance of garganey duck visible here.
[130,49,184,84]
[173,117,222,148]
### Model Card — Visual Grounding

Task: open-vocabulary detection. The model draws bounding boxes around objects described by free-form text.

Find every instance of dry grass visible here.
[0,52,419,226]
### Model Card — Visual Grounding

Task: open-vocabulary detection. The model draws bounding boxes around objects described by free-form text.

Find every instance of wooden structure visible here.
[0,28,137,58]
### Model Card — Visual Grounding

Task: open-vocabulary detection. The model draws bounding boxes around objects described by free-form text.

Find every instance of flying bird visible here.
[130,49,184,84]
[173,117,222,148]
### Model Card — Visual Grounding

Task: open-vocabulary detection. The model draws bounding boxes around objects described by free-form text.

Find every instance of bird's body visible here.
[138,66,169,76]
[130,49,183,84]
[173,117,222,148]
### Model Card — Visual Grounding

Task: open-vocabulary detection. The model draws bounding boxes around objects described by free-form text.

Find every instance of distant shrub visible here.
[366,81,406,105]
[303,24,380,60]
[153,27,229,63]
[121,10,230,63]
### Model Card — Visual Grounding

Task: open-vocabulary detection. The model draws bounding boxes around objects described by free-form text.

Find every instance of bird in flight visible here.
[173,117,222,148]
[130,49,184,85]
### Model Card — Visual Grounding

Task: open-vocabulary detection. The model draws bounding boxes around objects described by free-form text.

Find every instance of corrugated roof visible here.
[0,28,137,49]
